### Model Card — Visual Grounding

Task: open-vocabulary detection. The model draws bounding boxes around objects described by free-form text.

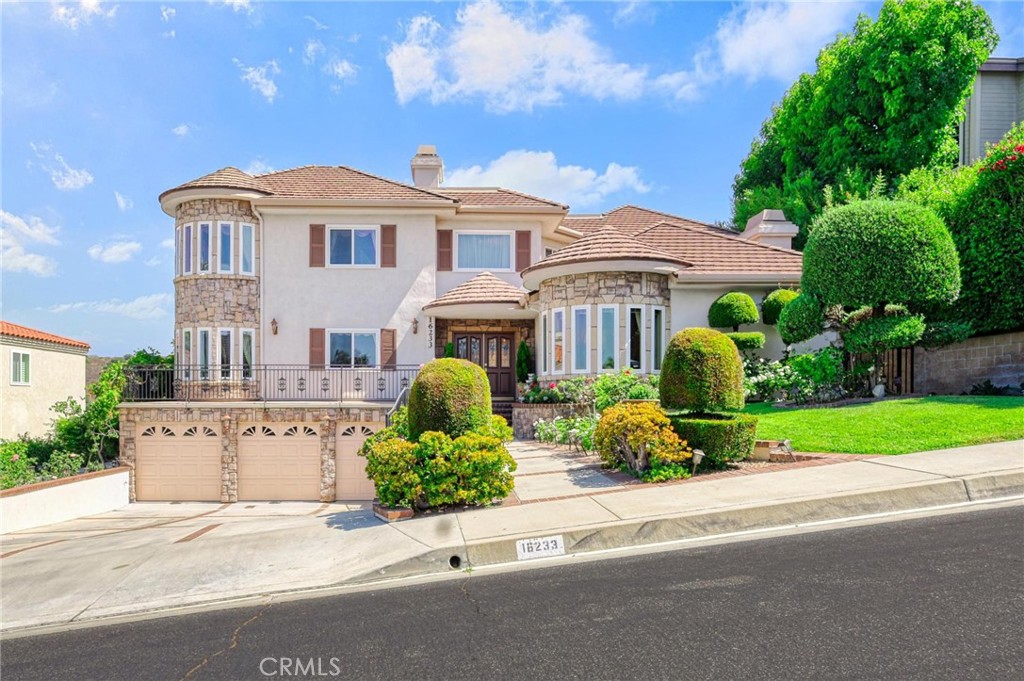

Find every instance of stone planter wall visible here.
[511,402,593,440]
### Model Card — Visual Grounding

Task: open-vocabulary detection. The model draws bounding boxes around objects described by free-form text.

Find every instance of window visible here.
[544,247,556,258]
[183,224,193,274]
[198,329,211,378]
[239,223,255,275]
[598,305,618,371]
[541,313,548,374]
[218,222,233,273]
[455,231,512,271]
[182,329,192,378]
[572,306,589,373]
[218,329,233,378]
[627,306,644,371]
[551,309,565,374]
[240,329,254,379]
[10,351,30,385]
[653,307,666,372]
[329,226,378,266]
[328,330,378,367]
[174,227,181,276]
[198,223,211,273]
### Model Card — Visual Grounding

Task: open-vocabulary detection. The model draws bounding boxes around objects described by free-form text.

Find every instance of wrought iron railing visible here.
[123,364,421,403]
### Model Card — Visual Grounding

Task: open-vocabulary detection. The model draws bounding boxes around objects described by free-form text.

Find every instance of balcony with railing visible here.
[123,364,421,403]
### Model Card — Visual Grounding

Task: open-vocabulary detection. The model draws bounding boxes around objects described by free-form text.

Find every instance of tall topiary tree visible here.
[515,340,533,383]
[708,291,765,351]
[661,328,745,414]
[762,289,799,326]
[408,359,492,440]
[778,294,825,346]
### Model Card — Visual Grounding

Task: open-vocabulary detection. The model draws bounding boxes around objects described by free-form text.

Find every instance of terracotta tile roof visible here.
[522,227,691,277]
[158,167,268,201]
[437,188,567,209]
[424,272,528,310]
[0,321,90,350]
[561,205,724,236]
[634,222,803,274]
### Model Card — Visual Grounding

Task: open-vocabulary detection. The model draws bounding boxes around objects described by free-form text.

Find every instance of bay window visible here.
[598,305,618,371]
[240,223,255,275]
[572,306,589,373]
[653,307,666,372]
[218,222,233,273]
[198,328,211,378]
[198,223,211,273]
[241,329,254,379]
[551,309,565,374]
[627,306,644,371]
[218,329,233,378]
[183,224,193,274]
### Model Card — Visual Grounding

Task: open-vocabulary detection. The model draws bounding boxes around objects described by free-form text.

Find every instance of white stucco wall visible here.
[0,469,129,534]
[0,339,87,440]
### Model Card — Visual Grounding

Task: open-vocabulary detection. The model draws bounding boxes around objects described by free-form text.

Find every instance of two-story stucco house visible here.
[1,321,90,440]
[119,146,802,504]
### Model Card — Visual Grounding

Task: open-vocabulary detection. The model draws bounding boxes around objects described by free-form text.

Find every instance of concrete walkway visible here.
[2,440,1021,634]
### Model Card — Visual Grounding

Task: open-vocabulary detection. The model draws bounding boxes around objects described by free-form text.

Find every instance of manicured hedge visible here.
[841,314,926,355]
[778,294,824,345]
[762,289,799,325]
[408,358,492,440]
[802,200,960,311]
[725,331,766,350]
[708,292,760,330]
[660,328,744,414]
[669,414,758,467]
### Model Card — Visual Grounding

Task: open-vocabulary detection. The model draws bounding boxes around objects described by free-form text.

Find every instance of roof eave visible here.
[159,187,270,216]
[671,271,803,285]
[521,258,686,290]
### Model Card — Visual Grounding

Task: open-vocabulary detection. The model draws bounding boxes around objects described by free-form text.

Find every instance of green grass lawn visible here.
[743,396,1024,455]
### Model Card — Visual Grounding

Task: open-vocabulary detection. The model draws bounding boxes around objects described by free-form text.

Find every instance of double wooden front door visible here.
[453,333,516,398]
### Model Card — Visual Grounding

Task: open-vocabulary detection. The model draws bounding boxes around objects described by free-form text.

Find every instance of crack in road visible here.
[179,603,272,680]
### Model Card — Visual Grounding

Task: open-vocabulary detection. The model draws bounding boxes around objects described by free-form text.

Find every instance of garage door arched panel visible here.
[238,423,321,501]
[335,422,380,501]
[135,423,221,501]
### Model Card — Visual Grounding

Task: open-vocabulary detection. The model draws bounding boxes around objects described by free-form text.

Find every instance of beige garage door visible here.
[238,424,321,501]
[336,423,380,501]
[136,424,222,501]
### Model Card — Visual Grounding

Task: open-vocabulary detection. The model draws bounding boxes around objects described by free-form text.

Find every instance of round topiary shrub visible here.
[778,294,825,345]
[660,328,744,414]
[708,292,760,330]
[762,289,799,325]
[725,331,766,350]
[841,314,926,355]
[802,200,960,311]
[408,358,492,440]
[669,414,757,467]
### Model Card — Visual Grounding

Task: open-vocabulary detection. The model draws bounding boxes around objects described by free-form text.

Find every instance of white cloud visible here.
[160,6,175,23]
[233,58,281,103]
[171,123,190,137]
[303,38,325,65]
[30,142,94,190]
[713,2,863,82]
[163,30,176,39]
[114,191,132,212]
[323,58,357,84]
[244,158,274,175]
[386,0,648,113]
[219,0,252,14]
[87,240,142,263]
[49,293,173,320]
[446,150,650,208]
[144,256,162,267]
[0,210,60,277]
[159,237,176,250]
[304,15,329,31]
[613,1,657,27]
[51,1,118,31]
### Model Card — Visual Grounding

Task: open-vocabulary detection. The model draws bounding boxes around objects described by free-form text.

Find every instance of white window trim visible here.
[597,304,619,373]
[182,223,193,274]
[174,226,181,277]
[453,229,515,273]
[652,306,667,373]
[239,223,255,275]
[239,328,255,376]
[197,222,212,273]
[326,328,381,368]
[570,305,590,374]
[627,305,645,373]
[197,327,212,378]
[551,308,566,376]
[217,222,234,274]
[182,328,193,379]
[327,225,381,268]
[10,350,31,386]
[540,311,548,375]
[217,328,234,378]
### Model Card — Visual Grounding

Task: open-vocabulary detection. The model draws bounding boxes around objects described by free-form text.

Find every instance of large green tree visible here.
[732,0,997,246]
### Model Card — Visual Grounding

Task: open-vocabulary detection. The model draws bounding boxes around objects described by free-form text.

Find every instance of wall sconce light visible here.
[271,318,279,335]
[412,318,419,334]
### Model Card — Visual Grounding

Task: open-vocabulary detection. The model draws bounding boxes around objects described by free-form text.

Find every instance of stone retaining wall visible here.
[913,331,1024,395]
[511,403,593,440]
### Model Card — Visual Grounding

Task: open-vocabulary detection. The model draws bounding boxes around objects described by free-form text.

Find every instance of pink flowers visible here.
[10,454,19,462]
[548,382,557,389]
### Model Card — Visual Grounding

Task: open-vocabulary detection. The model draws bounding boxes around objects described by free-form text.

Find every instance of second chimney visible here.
[411,145,444,188]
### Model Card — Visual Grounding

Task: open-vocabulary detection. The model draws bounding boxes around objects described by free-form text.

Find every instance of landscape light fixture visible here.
[691,449,705,475]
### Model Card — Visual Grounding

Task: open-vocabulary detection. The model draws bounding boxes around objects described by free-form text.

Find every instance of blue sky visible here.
[2,1,1021,356]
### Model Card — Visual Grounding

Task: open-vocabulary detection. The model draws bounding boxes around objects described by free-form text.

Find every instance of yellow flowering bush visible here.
[594,402,692,482]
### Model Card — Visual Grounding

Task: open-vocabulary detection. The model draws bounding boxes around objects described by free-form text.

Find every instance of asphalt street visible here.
[3,504,1022,681]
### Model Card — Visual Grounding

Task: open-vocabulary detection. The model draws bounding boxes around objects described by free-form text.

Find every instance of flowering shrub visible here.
[534,415,599,453]
[594,402,691,482]
[592,370,659,412]
[744,348,847,404]
[489,414,514,443]
[1,441,38,489]
[743,358,801,403]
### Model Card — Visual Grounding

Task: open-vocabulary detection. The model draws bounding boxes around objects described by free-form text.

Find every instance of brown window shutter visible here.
[437,230,452,271]
[515,230,531,271]
[381,225,397,268]
[309,328,325,368]
[380,328,396,369]
[309,224,325,267]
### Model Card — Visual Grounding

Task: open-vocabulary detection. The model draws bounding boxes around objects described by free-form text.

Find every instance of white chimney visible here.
[741,209,800,250]
[411,145,444,188]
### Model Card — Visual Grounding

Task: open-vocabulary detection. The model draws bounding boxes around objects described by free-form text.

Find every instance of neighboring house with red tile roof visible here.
[1,321,90,439]
[116,145,806,504]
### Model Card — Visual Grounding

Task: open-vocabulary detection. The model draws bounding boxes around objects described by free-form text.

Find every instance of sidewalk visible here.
[1,439,1021,634]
